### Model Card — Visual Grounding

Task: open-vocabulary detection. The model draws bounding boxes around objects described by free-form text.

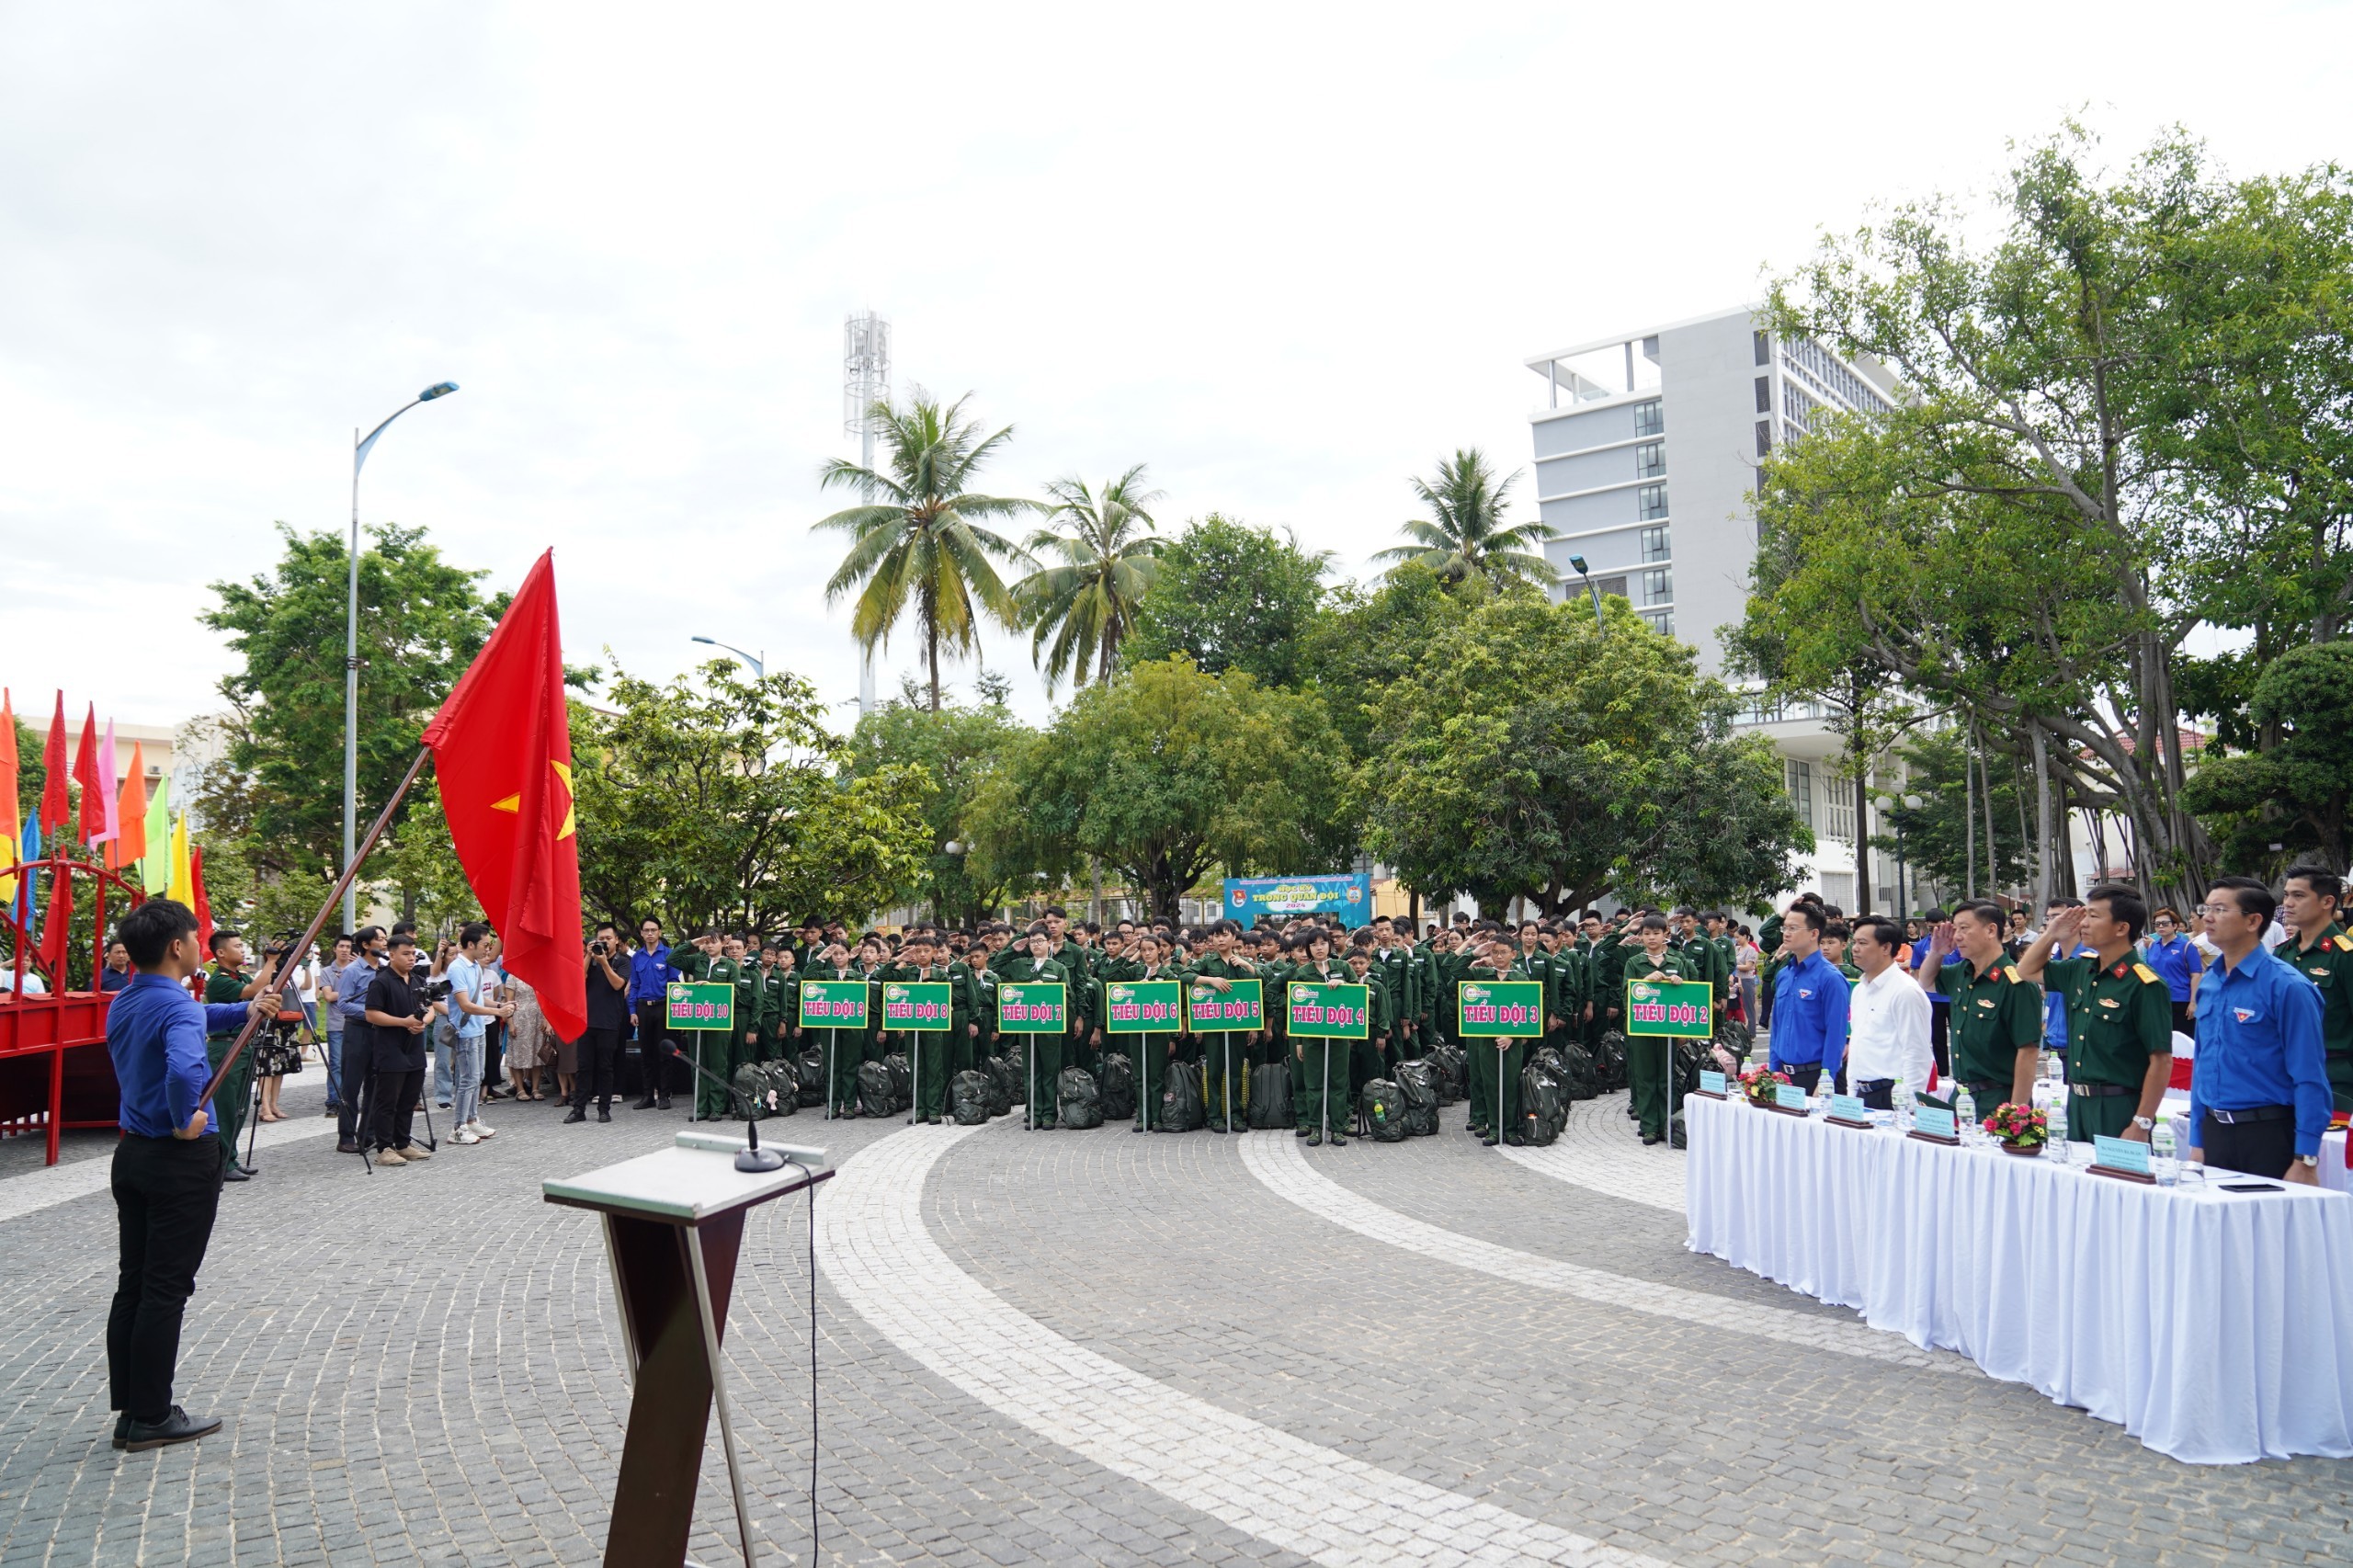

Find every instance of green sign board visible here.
[1102,979,1184,1034]
[1457,979,1546,1039]
[666,982,734,1030]
[1287,981,1370,1040]
[799,978,870,1030]
[881,981,954,1031]
[1186,977,1263,1032]
[995,982,1068,1033]
[1623,979,1714,1038]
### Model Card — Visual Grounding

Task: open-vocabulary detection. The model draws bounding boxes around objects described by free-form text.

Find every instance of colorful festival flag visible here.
[109,743,147,872]
[39,693,67,835]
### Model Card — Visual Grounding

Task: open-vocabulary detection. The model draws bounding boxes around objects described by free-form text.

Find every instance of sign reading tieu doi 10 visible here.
[1103,980,1184,1034]
[1622,979,1714,1039]
[881,982,953,1031]
[665,982,734,1030]
[1457,980,1545,1039]
[1287,981,1370,1040]
[1187,978,1264,1031]
[1222,873,1373,930]
[995,982,1069,1034]
[797,979,869,1030]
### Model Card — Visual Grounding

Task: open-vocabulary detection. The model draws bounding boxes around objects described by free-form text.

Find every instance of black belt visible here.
[2205,1104,2293,1125]
[2069,1082,2137,1097]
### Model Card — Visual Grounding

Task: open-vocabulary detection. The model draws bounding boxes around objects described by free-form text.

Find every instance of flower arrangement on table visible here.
[1983,1101,2049,1152]
[1738,1066,1790,1108]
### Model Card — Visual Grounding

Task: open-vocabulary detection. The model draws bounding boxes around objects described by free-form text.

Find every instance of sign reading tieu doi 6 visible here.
[881,982,953,1031]
[1187,978,1264,1031]
[1457,980,1545,1039]
[1287,982,1370,1040]
[665,982,734,1030]
[798,979,869,1030]
[1103,981,1184,1034]
[995,982,1069,1033]
[1622,979,1714,1039]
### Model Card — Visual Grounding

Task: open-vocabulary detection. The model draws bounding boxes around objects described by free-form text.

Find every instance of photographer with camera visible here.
[569,923,633,1122]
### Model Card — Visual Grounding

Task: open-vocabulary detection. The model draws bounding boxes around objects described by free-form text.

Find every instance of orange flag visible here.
[109,744,148,871]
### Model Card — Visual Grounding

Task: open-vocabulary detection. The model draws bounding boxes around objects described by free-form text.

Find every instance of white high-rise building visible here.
[1522,306,1924,911]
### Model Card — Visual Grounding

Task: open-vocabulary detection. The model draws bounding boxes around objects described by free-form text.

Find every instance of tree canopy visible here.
[1124,514,1332,687]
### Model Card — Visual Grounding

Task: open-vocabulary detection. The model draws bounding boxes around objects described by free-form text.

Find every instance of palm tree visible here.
[1372,448,1561,592]
[815,392,1038,711]
[1015,465,1165,694]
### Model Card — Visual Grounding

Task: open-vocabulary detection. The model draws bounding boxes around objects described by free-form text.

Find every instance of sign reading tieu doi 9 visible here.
[1103,981,1184,1034]
[1287,981,1370,1040]
[881,982,954,1031]
[1456,980,1545,1039]
[1187,978,1264,1031]
[797,979,869,1030]
[1622,979,1714,1039]
[995,982,1069,1034]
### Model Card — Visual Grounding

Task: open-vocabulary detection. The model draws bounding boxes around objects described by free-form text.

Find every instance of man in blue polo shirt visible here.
[105,899,277,1452]
[628,915,680,1109]
[2188,876,2330,1183]
[1768,904,1848,1095]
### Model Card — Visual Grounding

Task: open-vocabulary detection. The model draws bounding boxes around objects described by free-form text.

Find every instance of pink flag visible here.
[94,717,119,846]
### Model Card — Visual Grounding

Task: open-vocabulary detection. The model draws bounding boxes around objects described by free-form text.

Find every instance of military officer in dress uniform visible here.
[1917,901,2044,1112]
[2018,887,2173,1145]
[2279,865,2353,1115]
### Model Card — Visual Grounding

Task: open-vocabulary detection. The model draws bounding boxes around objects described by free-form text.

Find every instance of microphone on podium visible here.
[664,1044,787,1172]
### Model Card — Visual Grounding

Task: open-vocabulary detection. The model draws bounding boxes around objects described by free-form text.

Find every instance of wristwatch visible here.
[2299,1154,2321,1169]
[2131,1115,2154,1131]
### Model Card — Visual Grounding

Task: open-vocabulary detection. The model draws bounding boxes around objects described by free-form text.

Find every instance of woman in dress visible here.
[502,971,553,1101]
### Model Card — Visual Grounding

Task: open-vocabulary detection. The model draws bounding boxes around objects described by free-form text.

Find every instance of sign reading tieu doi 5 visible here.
[1457,980,1545,1039]
[1287,982,1370,1040]
[1222,873,1373,929]
[881,982,953,1031]
[1187,978,1264,1031]
[1103,980,1184,1034]
[665,982,733,1030]
[1622,979,1714,1039]
[995,982,1069,1033]
[797,979,868,1030]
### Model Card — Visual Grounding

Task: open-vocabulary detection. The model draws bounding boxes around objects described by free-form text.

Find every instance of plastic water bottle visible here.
[1893,1079,1915,1132]
[1955,1087,1979,1145]
[2045,1097,2068,1162]
[2152,1119,2178,1186]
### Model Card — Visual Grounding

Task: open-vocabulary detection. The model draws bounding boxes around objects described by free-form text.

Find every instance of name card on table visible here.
[1911,1105,1958,1142]
[1697,1070,1727,1097]
[2091,1135,2154,1183]
[1776,1085,1810,1111]
[1828,1094,1871,1128]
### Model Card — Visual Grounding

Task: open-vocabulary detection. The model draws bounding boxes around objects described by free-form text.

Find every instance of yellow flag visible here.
[166,812,194,907]
[0,824,13,905]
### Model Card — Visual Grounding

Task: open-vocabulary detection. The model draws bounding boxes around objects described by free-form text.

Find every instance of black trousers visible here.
[2170,999,2196,1039]
[371,1068,424,1151]
[2199,1109,2296,1180]
[108,1133,222,1423]
[1852,1077,1897,1111]
[633,1000,674,1100]
[574,1026,623,1110]
[336,1028,376,1144]
[1928,1001,1950,1077]
[1782,1063,1824,1095]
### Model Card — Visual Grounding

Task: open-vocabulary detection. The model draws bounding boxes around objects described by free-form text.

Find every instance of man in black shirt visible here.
[570,923,632,1123]
[363,935,436,1165]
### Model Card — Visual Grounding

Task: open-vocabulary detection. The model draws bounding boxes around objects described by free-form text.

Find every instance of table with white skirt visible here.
[1684,1092,2353,1464]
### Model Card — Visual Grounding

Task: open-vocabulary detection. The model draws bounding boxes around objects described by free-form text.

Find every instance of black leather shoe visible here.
[655,1096,672,1109]
[222,1166,249,1183]
[335,1140,361,1154]
[563,1108,586,1124]
[112,1414,130,1449]
[597,1108,612,1123]
[122,1406,220,1452]
[631,1096,655,1110]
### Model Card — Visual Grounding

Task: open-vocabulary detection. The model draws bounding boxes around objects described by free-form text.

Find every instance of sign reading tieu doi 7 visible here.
[798,979,869,1030]
[995,982,1069,1034]
[1103,980,1184,1035]
[1187,978,1264,1032]
[881,982,953,1031]
[1287,981,1370,1040]
[1457,980,1545,1039]
[1622,979,1714,1039]
[665,982,734,1030]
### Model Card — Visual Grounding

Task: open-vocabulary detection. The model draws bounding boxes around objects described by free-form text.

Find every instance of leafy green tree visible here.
[1372,449,1559,593]
[2183,642,2353,876]
[846,697,1035,926]
[1295,561,1471,760]
[964,656,1349,923]
[1125,514,1331,687]
[570,660,934,935]
[815,392,1037,711]
[1015,466,1164,695]
[1363,592,1811,915]
[1872,727,2032,903]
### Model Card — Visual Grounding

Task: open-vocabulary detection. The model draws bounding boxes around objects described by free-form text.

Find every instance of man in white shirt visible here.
[1846,915,1933,1108]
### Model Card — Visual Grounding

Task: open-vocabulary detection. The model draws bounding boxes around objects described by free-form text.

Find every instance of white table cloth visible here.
[1686,1093,2353,1464]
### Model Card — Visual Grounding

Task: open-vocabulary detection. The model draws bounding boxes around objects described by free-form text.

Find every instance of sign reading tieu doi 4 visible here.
[798,979,869,1030]
[995,982,1069,1033]
[1287,982,1370,1040]
[1103,981,1184,1034]
[1457,980,1545,1039]
[665,982,734,1030]
[881,982,953,1031]
[1622,979,1714,1039]
[1187,978,1264,1031]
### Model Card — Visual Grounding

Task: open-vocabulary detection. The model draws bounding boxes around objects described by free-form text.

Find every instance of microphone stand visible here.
[666,1044,786,1172]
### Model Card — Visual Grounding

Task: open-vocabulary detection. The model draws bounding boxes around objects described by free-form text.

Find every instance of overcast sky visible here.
[3,1,2346,736]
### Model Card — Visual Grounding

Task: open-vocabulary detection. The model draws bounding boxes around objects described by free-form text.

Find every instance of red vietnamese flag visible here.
[39,693,68,835]
[190,846,213,954]
[72,704,105,845]
[422,551,585,1039]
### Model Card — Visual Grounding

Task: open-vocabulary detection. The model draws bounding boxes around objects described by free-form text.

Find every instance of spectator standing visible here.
[2188,877,2330,1182]
[99,940,133,992]
[1847,916,1934,1108]
[333,929,385,1153]
[628,918,679,1110]
[441,924,511,1146]
[1906,907,1951,1077]
[362,935,436,1165]
[2140,906,2207,1038]
[317,937,357,1119]
[571,924,632,1123]
[503,971,552,1101]
[482,934,512,1101]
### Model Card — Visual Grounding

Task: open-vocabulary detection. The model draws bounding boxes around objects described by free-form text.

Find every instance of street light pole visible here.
[346,381,460,933]
[1568,553,1607,635]
[690,636,766,679]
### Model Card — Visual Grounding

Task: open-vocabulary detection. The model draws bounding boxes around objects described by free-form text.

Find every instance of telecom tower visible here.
[844,311,891,715]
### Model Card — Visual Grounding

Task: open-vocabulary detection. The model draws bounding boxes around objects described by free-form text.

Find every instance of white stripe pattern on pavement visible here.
[813,1119,1676,1568]
[1497,1092,1683,1213]
[1238,1129,1948,1370]
[0,1113,342,1225]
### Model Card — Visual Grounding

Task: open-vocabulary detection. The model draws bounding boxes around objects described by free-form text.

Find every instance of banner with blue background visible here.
[1221,873,1373,929]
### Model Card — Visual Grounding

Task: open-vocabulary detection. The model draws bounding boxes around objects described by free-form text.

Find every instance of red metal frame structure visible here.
[0,851,142,1165]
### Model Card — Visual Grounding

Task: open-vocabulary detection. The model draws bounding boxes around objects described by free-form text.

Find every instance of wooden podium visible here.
[544,1130,832,1567]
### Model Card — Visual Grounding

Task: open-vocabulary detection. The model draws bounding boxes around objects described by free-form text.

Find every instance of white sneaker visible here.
[467,1119,496,1138]
[452,1129,481,1145]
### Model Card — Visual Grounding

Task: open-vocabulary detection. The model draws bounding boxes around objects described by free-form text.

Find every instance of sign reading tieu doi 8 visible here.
[1457,980,1545,1039]
[1287,981,1370,1040]
[1103,981,1184,1034]
[1622,979,1714,1039]
[995,982,1069,1033]
[1187,978,1264,1031]
[797,979,869,1030]
[665,982,734,1030]
[881,982,953,1031]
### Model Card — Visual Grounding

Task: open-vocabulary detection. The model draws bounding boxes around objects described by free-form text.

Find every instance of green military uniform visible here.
[2284,922,2353,1114]
[204,965,254,1178]
[1460,960,1530,1142]
[876,961,958,1122]
[1373,940,1417,1059]
[1937,953,2041,1109]
[1677,929,1731,1013]
[2042,951,2172,1142]
[1285,959,1346,1132]
[803,963,866,1117]
[1591,929,1631,1045]
[1188,951,1256,1130]
[956,954,995,1073]
[754,962,796,1065]
[1617,944,1695,1142]
[1099,955,1184,1130]
[997,952,1073,1128]
[1347,965,1395,1104]
[695,954,751,1119]
[1292,967,1372,1143]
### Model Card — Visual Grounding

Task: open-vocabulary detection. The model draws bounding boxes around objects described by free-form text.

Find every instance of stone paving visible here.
[0,1071,2346,1565]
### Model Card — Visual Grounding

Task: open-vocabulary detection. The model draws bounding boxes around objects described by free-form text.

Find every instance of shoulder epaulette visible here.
[2133,962,2162,986]
[2335,934,2353,952]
